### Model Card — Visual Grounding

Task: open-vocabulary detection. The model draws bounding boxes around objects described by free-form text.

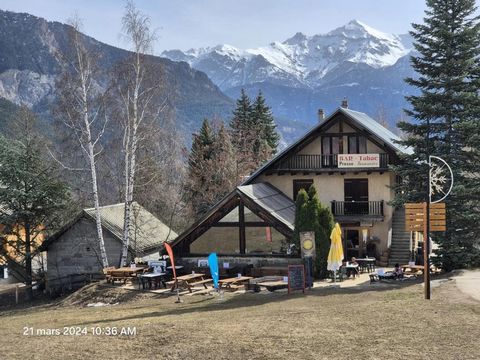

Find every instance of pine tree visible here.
[0,108,70,300]
[230,88,252,135]
[251,90,280,154]
[209,122,238,203]
[394,0,480,270]
[187,119,215,217]
[229,89,279,177]
[187,119,240,218]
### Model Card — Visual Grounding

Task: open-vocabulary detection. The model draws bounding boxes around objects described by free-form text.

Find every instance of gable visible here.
[243,107,411,185]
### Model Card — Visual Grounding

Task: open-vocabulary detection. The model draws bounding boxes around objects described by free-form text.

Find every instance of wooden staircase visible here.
[388,208,412,266]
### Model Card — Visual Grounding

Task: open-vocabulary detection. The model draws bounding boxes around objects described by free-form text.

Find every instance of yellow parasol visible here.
[327,223,344,280]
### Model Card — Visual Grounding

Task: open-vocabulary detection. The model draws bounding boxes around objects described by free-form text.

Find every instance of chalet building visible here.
[41,202,177,288]
[170,102,412,268]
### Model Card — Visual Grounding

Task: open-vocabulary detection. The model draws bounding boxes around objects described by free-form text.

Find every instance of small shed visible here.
[41,202,177,287]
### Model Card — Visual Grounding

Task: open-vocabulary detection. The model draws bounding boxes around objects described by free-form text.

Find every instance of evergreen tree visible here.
[293,189,310,251]
[209,122,238,203]
[394,0,480,270]
[293,185,334,278]
[229,89,279,177]
[251,90,280,154]
[187,119,240,218]
[230,88,252,134]
[308,186,334,279]
[0,108,70,300]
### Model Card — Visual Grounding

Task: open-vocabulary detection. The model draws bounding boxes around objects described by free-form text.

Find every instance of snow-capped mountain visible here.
[162,20,412,90]
[162,20,417,136]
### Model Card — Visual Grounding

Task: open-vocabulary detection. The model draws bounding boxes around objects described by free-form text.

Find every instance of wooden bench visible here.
[258,281,288,292]
[188,279,213,289]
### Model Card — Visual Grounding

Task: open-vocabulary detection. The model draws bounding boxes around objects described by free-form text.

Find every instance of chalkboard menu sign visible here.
[288,265,305,294]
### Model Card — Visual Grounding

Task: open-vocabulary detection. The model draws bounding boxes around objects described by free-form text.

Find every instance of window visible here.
[322,136,343,154]
[293,179,313,200]
[348,136,367,154]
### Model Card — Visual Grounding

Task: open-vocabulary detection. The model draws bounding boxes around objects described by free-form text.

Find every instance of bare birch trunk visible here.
[119,2,164,266]
[56,17,109,268]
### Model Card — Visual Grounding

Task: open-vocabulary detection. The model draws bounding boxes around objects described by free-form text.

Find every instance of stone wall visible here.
[46,217,126,287]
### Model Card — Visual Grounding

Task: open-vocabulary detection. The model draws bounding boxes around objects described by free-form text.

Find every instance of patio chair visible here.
[331,267,347,282]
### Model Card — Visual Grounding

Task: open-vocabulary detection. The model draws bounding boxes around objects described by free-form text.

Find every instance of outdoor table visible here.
[106,267,144,284]
[114,267,144,275]
[170,273,206,293]
[344,263,359,278]
[218,276,253,290]
[355,258,376,273]
[401,264,425,275]
[138,272,167,290]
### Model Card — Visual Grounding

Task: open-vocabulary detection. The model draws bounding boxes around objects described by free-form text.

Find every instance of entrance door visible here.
[344,229,360,260]
[344,179,369,215]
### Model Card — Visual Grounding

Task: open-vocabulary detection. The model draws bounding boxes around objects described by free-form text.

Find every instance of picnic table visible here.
[401,264,425,275]
[169,273,212,293]
[106,267,145,284]
[218,276,253,291]
[138,272,167,290]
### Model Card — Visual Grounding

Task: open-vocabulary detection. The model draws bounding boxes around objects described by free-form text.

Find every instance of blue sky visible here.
[2,0,427,53]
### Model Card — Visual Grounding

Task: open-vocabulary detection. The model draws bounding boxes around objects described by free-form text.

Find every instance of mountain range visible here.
[0,9,233,142]
[162,20,417,136]
[0,10,417,147]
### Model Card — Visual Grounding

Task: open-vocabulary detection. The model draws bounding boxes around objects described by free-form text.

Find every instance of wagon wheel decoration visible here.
[429,156,453,204]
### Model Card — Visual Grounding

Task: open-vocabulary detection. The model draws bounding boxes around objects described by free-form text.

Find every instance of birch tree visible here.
[54,16,109,268]
[116,2,166,266]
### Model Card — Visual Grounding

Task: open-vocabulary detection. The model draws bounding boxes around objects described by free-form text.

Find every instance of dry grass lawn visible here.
[0,278,479,360]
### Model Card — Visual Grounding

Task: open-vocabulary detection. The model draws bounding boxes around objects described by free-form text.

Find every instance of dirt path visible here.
[452,269,480,302]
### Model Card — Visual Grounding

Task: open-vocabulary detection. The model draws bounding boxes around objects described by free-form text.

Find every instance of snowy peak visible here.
[283,32,308,46]
[328,19,396,41]
[161,20,412,90]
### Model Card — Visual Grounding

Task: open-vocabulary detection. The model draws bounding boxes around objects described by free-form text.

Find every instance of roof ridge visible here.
[83,202,125,212]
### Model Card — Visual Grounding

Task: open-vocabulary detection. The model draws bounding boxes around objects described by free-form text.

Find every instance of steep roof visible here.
[41,202,177,255]
[341,108,412,155]
[243,107,412,185]
[168,182,295,251]
[237,183,295,230]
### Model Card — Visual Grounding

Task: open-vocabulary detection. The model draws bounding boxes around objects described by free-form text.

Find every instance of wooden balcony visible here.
[271,153,389,172]
[331,200,384,217]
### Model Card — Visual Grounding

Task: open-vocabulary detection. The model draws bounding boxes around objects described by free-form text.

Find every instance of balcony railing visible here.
[272,153,389,170]
[331,200,384,216]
